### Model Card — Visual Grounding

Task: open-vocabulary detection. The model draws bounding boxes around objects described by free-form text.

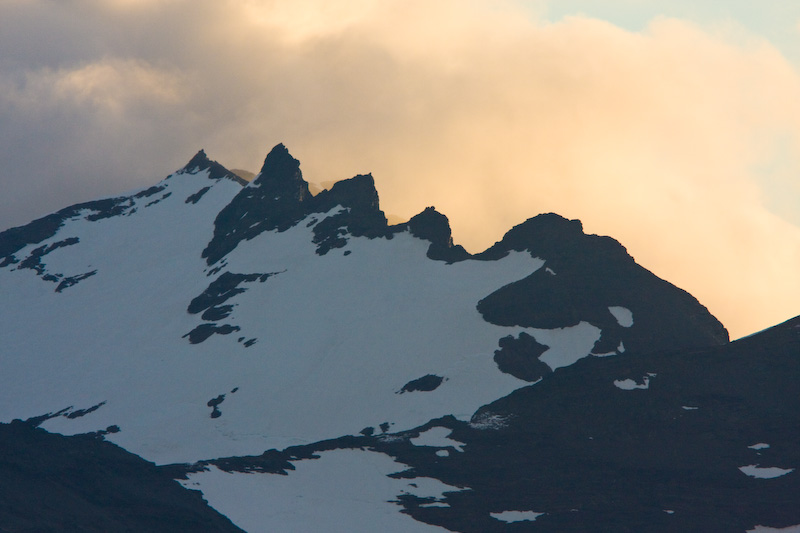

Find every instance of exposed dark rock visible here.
[0,197,138,262]
[23,407,73,427]
[202,144,312,264]
[145,191,172,207]
[66,401,107,419]
[201,305,234,322]
[493,333,552,382]
[590,326,625,355]
[181,149,247,185]
[55,270,97,293]
[476,213,729,356]
[185,186,211,204]
[188,271,278,323]
[200,144,479,264]
[202,146,394,262]
[187,449,301,477]
[311,174,389,255]
[10,236,96,292]
[404,207,470,263]
[207,395,225,418]
[133,185,168,199]
[0,421,243,532]
[398,374,446,394]
[18,237,80,275]
[0,212,68,263]
[182,324,240,344]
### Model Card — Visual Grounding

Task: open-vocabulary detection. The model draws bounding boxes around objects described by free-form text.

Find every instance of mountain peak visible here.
[202,144,310,264]
[203,145,389,263]
[180,149,247,185]
[405,206,469,262]
[317,174,380,214]
[476,211,728,355]
[251,144,310,202]
[183,149,211,171]
[486,213,585,256]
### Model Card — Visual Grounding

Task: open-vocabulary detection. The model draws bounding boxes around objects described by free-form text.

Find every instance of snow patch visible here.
[748,525,800,532]
[181,449,459,532]
[608,306,634,327]
[490,511,545,523]
[4,219,546,464]
[614,374,654,390]
[411,427,465,452]
[739,465,795,479]
[532,322,602,370]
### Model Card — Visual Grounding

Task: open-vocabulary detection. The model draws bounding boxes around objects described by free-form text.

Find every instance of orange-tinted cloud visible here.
[1,0,798,338]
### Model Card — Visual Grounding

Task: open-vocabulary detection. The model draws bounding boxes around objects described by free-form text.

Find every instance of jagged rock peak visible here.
[405,207,470,263]
[476,210,729,350]
[183,149,212,172]
[407,207,453,246]
[251,144,310,203]
[503,213,585,247]
[319,174,381,213]
[203,144,387,263]
[478,212,627,262]
[180,149,247,185]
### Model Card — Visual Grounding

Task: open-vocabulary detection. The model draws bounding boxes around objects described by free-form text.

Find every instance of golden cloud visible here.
[3,0,799,337]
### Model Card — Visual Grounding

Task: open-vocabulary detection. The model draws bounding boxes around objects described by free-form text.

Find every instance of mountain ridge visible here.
[0,143,795,532]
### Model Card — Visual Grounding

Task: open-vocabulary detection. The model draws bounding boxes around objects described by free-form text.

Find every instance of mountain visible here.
[0,144,796,532]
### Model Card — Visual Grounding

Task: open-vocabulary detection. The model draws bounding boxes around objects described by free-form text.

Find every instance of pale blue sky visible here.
[538,0,800,62]
[534,0,800,227]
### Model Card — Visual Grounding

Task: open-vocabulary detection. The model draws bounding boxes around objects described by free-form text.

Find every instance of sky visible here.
[1,0,799,339]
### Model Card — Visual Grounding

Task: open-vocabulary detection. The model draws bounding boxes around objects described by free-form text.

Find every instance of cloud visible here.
[1,0,799,338]
[6,59,185,112]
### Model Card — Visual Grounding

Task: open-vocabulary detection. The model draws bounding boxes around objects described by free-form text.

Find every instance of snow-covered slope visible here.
[3,144,792,532]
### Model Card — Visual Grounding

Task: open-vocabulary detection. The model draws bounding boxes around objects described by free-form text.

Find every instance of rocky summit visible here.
[0,144,797,532]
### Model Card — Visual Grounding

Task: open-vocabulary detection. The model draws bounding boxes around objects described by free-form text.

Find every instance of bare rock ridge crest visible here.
[0,142,730,360]
[196,143,727,355]
[201,143,465,264]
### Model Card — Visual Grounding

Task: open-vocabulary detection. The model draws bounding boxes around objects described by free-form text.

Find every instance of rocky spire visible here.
[250,144,311,203]
[202,144,394,263]
[202,144,313,264]
[405,207,470,263]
